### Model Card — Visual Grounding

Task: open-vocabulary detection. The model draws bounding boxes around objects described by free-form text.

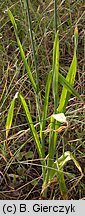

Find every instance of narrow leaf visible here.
[53,31,59,111]
[59,72,82,101]
[58,151,83,175]
[19,93,42,158]
[6,92,18,138]
[58,28,78,113]
[48,150,83,186]
[46,32,59,178]
[40,71,52,140]
[58,52,77,113]
[8,9,37,93]
[57,169,67,198]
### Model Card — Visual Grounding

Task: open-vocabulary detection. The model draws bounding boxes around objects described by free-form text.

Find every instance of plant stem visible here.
[54,0,58,33]
[25,0,41,121]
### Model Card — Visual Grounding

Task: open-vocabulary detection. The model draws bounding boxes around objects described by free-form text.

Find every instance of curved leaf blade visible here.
[8,9,37,93]
[53,31,59,111]
[19,93,42,158]
[6,92,18,138]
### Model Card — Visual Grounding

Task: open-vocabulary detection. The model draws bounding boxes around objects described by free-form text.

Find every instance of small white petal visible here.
[52,113,67,123]
[14,92,18,99]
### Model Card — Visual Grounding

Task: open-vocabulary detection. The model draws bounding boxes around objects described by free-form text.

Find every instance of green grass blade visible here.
[19,93,42,158]
[74,26,78,51]
[6,92,18,138]
[58,151,83,175]
[57,169,67,198]
[58,52,77,113]
[8,9,37,93]
[53,31,59,112]
[54,0,58,33]
[58,27,78,113]
[58,72,82,101]
[25,0,41,122]
[48,150,83,198]
[25,0,39,89]
[48,31,59,164]
[43,32,59,188]
[40,71,52,148]
[7,9,18,32]
[48,149,83,182]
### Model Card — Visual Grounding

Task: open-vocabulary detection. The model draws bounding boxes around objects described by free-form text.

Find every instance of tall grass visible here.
[6,2,84,198]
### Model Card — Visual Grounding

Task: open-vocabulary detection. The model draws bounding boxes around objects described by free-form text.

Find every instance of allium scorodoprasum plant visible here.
[6,6,83,199]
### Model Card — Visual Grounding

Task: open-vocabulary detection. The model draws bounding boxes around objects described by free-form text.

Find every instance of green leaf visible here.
[74,26,78,51]
[6,92,18,138]
[46,32,59,178]
[58,151,83,175]
[58,28,78,113]
[58,52,77,113]
[40,71,52,141]
[7,9,18,32]
[58,72,82,101]
[47,150,83,198]
[19,93,42,158]
[53,31,59,111]
[8,9,37,93]
[57,169,67,197]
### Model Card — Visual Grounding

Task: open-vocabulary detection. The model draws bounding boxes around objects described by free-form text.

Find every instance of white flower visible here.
[51,113,67,123]
[14,92,18,99]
